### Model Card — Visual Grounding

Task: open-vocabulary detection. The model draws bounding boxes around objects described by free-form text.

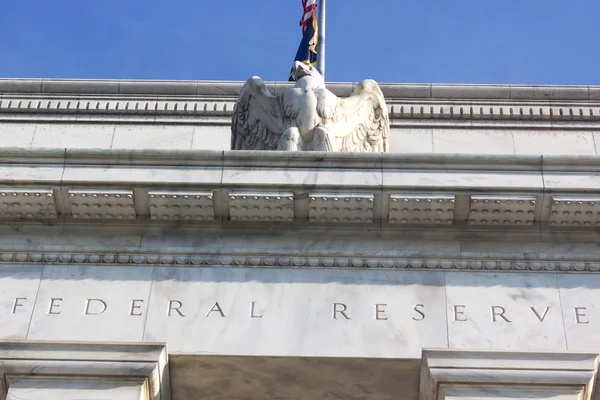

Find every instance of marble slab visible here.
[389,128,433,154]
[192,126,231,151]
[513,130,596,156]
[31,124,116,149]
[143,268,447,358]
[0,123,36,147]
[558,274,600,352]
[4,267,600,357]
[62,165,222,186]
[112,125,194,150]
[382,170,543,191]
[445,272,566,351]
[0,265,43,340]
[432,128,515,155]
[222,167,382,189]
[27,265,154,342]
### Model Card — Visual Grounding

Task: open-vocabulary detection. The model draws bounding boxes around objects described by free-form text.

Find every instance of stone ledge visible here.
[1,79,598,102]
[2,148,600,231]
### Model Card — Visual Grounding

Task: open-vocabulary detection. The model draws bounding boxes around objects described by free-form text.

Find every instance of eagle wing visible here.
[231,76,287,150]
[327,80,389,152]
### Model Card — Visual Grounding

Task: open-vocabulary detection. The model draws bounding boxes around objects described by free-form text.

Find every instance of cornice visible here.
[2,79,600,124]
[2,148,600,230]
[1,79,598,101]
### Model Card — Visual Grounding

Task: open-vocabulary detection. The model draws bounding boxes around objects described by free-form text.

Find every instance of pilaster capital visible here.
[0,342,170,400]
[421,350,599,400]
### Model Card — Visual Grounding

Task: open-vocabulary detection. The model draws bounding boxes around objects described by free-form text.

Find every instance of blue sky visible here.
[1,0,599,85]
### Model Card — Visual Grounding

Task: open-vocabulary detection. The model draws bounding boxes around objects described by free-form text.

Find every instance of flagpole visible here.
[316,0,326,81]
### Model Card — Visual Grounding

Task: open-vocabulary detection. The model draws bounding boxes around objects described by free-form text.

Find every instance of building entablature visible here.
[1,147,600,273]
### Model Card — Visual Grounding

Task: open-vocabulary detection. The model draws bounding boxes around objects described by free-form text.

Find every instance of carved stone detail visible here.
[68,189,135,220]
[0,188,56,219]
[469,195,537,226]
[0,342,170,400]
[421,350,598,400]
[229,191,294,222]
[0,96,232,116]
[231,63,389,152]
[389,194,455,225]
[549,196,600,227]
[391,102,600,122]
[1,250,600,272]
[309,193,375,224]
[149,190,214,221]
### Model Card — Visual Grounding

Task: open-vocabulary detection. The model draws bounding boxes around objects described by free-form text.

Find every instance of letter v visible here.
[530,306,550,322]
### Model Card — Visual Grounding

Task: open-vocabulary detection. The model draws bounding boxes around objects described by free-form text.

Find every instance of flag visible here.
[289,0,318,81]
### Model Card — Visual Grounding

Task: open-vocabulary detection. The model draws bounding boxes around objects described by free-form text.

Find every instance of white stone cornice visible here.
[1,148,600,230]
[3,80,600,125]
[421,350,599,400]
[1,79,599,101]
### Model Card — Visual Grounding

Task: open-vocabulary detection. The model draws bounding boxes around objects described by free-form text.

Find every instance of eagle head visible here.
[292,61,324,88]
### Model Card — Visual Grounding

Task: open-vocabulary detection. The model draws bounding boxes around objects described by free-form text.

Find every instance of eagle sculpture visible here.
[231,61,389,152]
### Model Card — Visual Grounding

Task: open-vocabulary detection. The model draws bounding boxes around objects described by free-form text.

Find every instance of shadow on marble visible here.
[169,355,420,400]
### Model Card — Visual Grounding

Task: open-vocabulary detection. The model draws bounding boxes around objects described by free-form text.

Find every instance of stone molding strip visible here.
[4,79,600,125]
[2,78,600,101]
[2,250,600,273]
[5,94,600,125]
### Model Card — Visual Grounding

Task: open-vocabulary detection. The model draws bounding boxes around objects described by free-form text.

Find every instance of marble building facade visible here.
[1,79,600,399]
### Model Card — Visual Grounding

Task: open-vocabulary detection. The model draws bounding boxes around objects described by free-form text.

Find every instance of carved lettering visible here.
[48,298,62,315]
[453,305,467,322]
[250,302,263,318]
[491,306,512,323]
[168,300,186,317]
[530,306,550,322]
[129,299,144,316]
[11,298,26,314]
[413,304,425,321]
[206,302,226,318]
[375,304,388,320]
[333,303,351,320]
[575,307,589,324]
[84,299,107,315]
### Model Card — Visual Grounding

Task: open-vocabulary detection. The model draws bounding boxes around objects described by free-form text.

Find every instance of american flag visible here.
[300,0,317,34]
[289,0,318,81]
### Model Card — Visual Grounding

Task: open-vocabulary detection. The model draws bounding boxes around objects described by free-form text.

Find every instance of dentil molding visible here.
[3,79,600,126]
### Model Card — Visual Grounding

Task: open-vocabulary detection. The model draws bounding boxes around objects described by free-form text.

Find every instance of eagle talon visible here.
[277,128,303,151]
